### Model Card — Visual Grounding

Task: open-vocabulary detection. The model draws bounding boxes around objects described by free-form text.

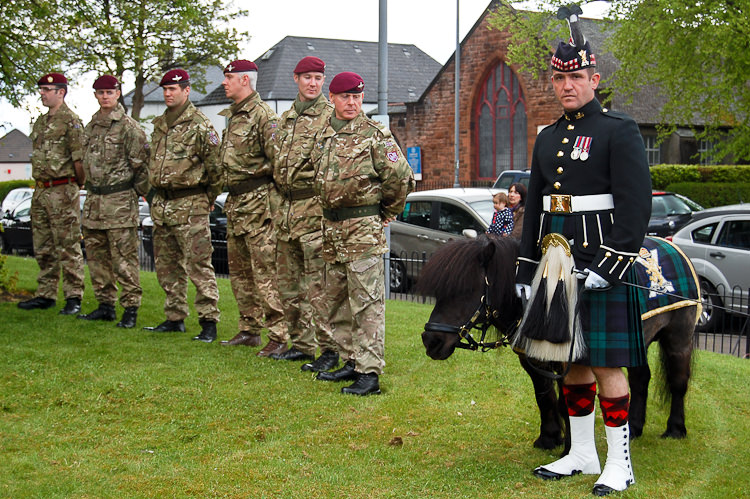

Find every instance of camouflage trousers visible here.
[82,226,141,308]
[227,221,285,340]
[276,230,336,356]
[323,256,385,375]
[153,215,220,322]
[30,183,84,300]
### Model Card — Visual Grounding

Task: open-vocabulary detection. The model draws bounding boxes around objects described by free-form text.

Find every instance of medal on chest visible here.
[571,136,592,161]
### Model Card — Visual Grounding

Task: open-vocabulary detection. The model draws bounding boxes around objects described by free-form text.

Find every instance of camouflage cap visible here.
[329,72,364,94]
[224,60,258,73]
[93,75,120,90]
[294,56,326,74]
[159,69,190,86]
[37,73,67,87]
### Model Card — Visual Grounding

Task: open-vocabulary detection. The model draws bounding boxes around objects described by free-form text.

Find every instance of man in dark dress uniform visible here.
[515,12,651,497]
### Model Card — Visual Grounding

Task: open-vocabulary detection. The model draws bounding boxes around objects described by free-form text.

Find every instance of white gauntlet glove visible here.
[515,283,532,299]
[584,269,610,290]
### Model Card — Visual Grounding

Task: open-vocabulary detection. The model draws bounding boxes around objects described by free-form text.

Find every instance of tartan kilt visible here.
[547,215,646,368]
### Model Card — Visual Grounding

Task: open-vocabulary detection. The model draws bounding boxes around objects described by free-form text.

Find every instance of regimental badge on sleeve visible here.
[208,131,220,146]
[386,151,399,162]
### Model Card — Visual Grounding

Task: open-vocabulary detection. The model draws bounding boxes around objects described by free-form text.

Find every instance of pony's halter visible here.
[424,275,512,352]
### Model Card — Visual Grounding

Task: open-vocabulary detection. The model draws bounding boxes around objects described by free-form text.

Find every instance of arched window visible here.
[475,61,527,180]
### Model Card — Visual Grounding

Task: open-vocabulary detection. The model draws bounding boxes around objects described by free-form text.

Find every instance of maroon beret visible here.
[329,72,364,94]
[37,73,67,87]
[224,59,258,73]
[294,56,326,74]
[159,69,190,86]
[93,75,120,90]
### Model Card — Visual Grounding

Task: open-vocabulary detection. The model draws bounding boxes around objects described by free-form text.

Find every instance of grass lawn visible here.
[1,255,749,498]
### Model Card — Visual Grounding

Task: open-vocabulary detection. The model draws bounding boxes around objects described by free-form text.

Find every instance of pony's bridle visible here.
[423,275,514,352]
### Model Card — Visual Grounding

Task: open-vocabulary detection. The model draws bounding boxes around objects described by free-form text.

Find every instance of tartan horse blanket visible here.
[634,236,701,321]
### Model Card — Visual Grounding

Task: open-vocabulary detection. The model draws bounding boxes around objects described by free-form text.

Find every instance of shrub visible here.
[665,182,750,208]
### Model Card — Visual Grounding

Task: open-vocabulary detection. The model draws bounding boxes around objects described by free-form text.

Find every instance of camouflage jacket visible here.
[273,93,333,240]
[81,104,150,229]
[148,101,222,226]
[312,112,415,263]
[218,91,279,237]
[30,101,84,181]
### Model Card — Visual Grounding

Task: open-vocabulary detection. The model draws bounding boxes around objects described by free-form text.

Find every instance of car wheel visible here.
[696,278,723,333]
[389,256,409,293]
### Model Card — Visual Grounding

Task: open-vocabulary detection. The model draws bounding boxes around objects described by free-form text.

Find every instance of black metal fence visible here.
[136,235,749,359]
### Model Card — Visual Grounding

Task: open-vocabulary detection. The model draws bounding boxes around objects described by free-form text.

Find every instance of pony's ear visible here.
[478,237,496,268]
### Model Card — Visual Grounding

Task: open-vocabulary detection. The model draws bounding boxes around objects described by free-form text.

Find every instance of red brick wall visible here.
[391,13,563,186]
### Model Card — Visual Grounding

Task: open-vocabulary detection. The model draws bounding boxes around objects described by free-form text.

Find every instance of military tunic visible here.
[517,98,651,367]
[29,101,85,301]
[217,91,285,338]
[273,94,336,356]
[148,101,222,323]
[312,112,415,374]
[81,103,150,308]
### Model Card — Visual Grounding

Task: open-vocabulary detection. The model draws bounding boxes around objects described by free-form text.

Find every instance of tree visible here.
[489,1,750,162]
[0,1,66,106]
[59,0,248,120]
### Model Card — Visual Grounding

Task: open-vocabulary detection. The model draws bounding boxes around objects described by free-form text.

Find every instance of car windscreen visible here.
[469,199,494,225]
[652,194,693,217]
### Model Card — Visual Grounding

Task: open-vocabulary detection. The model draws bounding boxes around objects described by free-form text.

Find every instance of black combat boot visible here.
[301,350,340,372]
[17,297,56,310]
[116,307,138,328]
[77,303,116,321]
[59,297,82,315]
[143,319,186,332]
[192,320,217,343]
[316,361,357,382]
[341,372,381,396]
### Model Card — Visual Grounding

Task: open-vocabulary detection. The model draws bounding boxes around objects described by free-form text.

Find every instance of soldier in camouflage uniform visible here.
[143,69,222,342]
[215,59,287,356]
[18,72,85,316]
[311,72,415,396]
[271,56,338,369]
[77,75,150,328]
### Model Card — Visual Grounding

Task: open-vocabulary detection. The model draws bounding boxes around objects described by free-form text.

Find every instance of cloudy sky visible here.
[0,0,609,134]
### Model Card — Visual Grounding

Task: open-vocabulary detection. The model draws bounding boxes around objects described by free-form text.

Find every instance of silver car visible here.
[388,188,494,292]
[671,204,750,331]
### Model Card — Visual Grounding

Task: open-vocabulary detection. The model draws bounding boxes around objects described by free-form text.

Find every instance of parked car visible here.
[671,204,750,331]
[648,191,703,237]
[389,188,494,292]
[141,192,228,275]
[2,187,33,215]
[492,169,530,192]
[0,197,33,254]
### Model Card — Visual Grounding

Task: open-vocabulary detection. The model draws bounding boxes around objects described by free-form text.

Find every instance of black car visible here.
[141,192,228,275]
[648,191,703,238]
[0,197,33,254]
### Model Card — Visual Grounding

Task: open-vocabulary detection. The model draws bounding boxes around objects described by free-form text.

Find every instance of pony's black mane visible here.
[416,236,520,308]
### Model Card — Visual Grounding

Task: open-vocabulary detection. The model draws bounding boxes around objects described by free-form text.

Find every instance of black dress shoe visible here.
[342,372,381,396]
[117,307,138,328]
[17,297,56,310]
[316,361,357,382]
[144,320,186,332]
[271,347,314,361]
[220,331,262,346]
[301,350,339,372]
[77,303,116,321]
[192,320,217,343]
[58,297,81,315]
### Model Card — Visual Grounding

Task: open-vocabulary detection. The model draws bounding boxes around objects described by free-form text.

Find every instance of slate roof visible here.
[201,36,442,107]
[0,129,32,163]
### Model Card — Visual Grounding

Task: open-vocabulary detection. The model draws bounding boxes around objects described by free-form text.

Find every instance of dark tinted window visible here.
[399,201,432,228]
[438,203,482,235]
[691,223,717,244]
[716,219,750,250]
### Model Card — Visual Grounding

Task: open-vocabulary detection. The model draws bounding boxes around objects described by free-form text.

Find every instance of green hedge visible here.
[651,164,750,189]
[664,182,750,208]
[0,179,34,205]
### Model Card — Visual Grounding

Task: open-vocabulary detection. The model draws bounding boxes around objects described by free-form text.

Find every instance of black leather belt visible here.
[85,180,133,195]
[227,177,273,196]
[281,187,316,201]
[322,204,379,222]
[155,186,206,200]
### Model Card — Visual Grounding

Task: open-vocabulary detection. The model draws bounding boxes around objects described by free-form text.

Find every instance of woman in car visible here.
[508,182,526,239]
